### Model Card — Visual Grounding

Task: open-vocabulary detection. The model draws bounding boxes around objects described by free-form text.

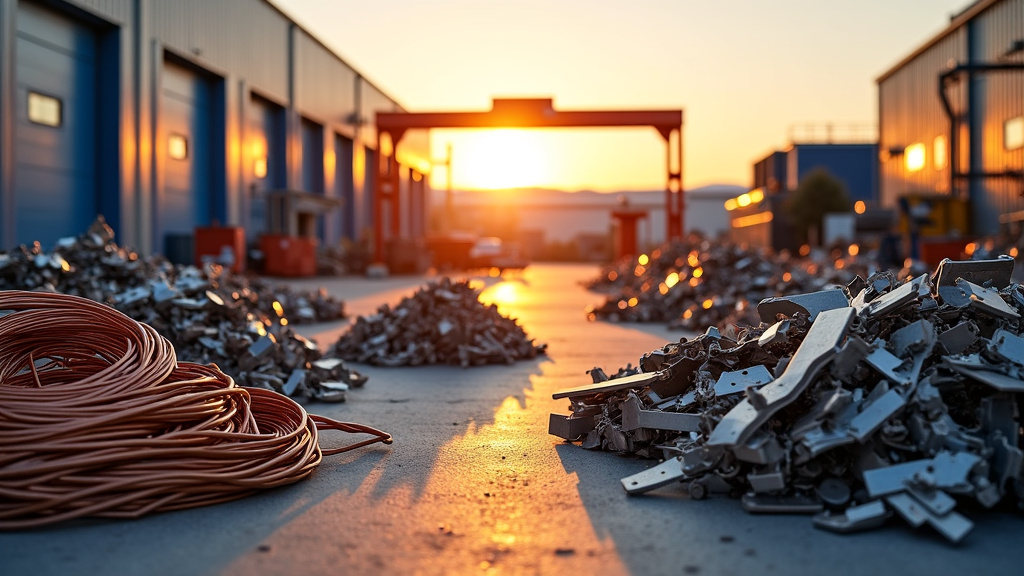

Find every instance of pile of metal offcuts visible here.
[333,277,547,367]
[585,237,873,332]
[0,218,361,402]
[552,256,1024,543]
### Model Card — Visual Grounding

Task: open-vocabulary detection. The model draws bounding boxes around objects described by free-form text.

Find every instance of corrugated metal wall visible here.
[973,0,1024,229]
[0,0,431,253]
[70,0,130,23]
[878,0,1023,235]
[878,30,965,202]
[151,0,290,102]
[359,79,398,148]
[295,31,356,128]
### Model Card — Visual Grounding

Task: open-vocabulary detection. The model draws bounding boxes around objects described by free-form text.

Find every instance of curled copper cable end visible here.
[0,290,392,529]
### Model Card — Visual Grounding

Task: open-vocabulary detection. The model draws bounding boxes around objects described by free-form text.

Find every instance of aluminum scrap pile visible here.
[0,218,361,401]
[333,277,546,367]
[552,256,1024,543]
[585,236,873,332]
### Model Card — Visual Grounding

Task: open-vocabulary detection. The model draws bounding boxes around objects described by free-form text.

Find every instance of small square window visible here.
[1006,116,1024,151]
[168,133,188,160]
[933,135,947,170]
[254,156,268,179]
[28,91,62,127]
[904,142,926,172]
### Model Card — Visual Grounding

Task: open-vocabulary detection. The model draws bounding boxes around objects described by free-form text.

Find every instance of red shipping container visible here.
[920,239,969,268]
[195,226,246,273]
[261,234,317,277]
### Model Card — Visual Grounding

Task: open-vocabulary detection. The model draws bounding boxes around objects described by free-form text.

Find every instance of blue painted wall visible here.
[791,143,878,203]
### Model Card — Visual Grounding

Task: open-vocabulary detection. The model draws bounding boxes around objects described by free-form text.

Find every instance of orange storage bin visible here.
[195,226,245,273]
[261,235,317,277]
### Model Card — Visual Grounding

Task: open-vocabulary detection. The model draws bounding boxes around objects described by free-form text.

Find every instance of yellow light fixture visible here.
[168,134,188,160]
[254,156,268,179]
[904,142,926,172]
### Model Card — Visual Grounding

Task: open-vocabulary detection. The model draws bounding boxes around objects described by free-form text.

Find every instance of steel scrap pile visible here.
[333,277,546,367]
[0,218,362,401]
[552,256,1024,543]
[585,236,873,332]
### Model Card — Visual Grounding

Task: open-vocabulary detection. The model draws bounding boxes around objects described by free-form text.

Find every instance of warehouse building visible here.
[0,0,431,267]
[730,130,878,252]
[877,0,1023,237]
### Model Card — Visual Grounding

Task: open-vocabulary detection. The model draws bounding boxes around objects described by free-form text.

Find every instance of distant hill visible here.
[432,184,748,207]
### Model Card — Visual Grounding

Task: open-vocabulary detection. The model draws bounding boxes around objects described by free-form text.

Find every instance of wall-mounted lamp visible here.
[905,142,926,172]
[254,156,268,179]
[168,133,188,160]
[880,146,904,162]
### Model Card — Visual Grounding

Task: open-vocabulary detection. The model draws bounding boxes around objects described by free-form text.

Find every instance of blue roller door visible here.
[13,1,98,247]
[300,117,324,240]
[247,95,285,241]
[160,59,211,261]
[300,118,323,195]
[335,134,355,241]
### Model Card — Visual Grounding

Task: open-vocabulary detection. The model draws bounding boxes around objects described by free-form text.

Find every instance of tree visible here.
[785,168,852,245]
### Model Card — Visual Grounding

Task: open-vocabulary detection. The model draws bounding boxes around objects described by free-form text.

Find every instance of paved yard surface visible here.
[2,264,1020,575]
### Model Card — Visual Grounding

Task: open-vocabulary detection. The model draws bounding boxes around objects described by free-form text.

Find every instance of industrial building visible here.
[729,132,878,252]
[877,0,1023,237]
[0,0,432,267]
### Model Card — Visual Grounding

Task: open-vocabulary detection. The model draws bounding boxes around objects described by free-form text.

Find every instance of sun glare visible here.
[451,129,551,190]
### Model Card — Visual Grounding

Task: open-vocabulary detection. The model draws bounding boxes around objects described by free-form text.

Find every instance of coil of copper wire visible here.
[0,290,391,529]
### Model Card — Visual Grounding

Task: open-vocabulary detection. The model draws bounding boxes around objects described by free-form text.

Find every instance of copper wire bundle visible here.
[0,291,391,529]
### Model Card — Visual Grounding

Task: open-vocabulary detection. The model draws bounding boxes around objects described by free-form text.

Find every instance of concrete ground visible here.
[2,263,1021,575]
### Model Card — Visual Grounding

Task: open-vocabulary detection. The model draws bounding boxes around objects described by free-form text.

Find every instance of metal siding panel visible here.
[14,1,98,246]
[295,32,357,125]
[975,0,1024,229]
[878,28,967,210]
[65,0,132,23]
[799,145,877,203]
[879,0,1022,234]
[361,78,396,148]
[150,0,289,102]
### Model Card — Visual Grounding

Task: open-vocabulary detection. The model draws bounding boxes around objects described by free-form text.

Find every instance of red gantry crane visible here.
[373,97,684,268]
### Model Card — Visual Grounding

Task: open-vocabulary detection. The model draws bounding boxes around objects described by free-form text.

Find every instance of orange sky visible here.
[273,0,970,192]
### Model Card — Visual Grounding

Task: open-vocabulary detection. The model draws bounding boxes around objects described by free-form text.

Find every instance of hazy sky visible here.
[272,0,970,192]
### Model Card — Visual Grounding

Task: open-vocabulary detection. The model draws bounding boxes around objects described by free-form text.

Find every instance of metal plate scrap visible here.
[553,256,1024,544]
[333,277,547,367]
[0,217,361,402]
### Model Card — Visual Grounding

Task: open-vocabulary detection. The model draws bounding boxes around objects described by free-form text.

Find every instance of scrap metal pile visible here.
[552,256,1024,543]
[0,218,362,401]
[333,277,547,367]
[585,236,873,332]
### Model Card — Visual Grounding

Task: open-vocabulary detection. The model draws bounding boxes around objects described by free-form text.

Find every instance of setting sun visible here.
[442,129,552,190]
